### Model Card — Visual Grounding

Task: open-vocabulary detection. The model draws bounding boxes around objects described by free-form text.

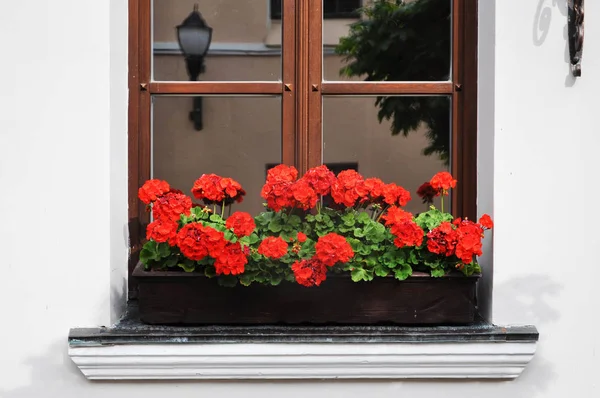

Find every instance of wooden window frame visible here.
[270,0,361,20]
[127,0,478,298]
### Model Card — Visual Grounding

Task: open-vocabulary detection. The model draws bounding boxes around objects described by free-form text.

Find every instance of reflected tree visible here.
[336,0,451,163]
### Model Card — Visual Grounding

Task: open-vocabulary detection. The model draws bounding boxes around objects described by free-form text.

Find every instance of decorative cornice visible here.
[69,341,536,380]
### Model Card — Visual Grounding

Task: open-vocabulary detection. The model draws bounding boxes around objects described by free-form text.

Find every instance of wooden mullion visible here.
[450,0,463,217]
[127,0,141,298]
[295,0,310,173]
[148,82,283,95]
[459,0,478,220]
[307,0,323,171]
[322,82,453,95]
[282,0,296,166]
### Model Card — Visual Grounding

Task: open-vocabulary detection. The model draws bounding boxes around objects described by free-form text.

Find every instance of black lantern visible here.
[177,4,213,130]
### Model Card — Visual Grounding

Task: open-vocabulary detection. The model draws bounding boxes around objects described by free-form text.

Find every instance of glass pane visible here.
[153,0,281,81]
[152,96,282,215]
[323,95,451,214]
[325,0,452,82]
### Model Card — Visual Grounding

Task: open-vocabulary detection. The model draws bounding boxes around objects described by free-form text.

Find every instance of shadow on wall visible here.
[533,0,576,86]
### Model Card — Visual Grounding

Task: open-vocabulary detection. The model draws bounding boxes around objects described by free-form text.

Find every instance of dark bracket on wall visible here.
[568,0,584,77]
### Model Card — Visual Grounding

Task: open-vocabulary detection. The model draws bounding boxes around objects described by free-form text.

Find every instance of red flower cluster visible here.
[291,179,318,210]
[454,219,484,264]
[302,165,336,196]
[416,182,440,204]
[261,165,325,211]
[330,170,368,207]
[363,178,385,202]
[153,192,192,222]
[292,258,328,287]
[383,207,424,248]
[430,171,457,194]
[314,233,354,266]
[176,223,227,261]
[296,232,307,243]
[260,165,298,211]
[258,236,289,259]
[479,214,494,230]
[382,183,411,207]
[191,174,246,204]
[138,179,170,204]
[213,242,247,275]
[146,218,178,246]
[225,211,256,238]
[426,222,458,256]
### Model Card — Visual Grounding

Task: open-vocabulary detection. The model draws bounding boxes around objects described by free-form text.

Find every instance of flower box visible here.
[134,166,492,326]
[133,262,480,325]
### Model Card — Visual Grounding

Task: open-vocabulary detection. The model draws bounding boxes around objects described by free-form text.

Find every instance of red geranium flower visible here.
[416,182,440,204]
[291,179,318,210]
[176,223,227,261]
[292,258,328,287]
[213,242,248,275]
[303,165,336,196]
[261,165,298,212]
[146,218,178,246]
[138,179,170,204]
[191,174,225,203]
[430,171,457,193]
[478,214,494,230]
[330,170,368,207]
[383,207,424,248]
[225,211,256,238]
[426,221,458,256]
[382,206,413,225]
[315,233,354,267]
[363,178,385,202]
[296,232,307,243]
[219,177,246,204]
[258,236,289,259]
[454,219,484,264]
[382,183,411,207]
[152,192,192,222]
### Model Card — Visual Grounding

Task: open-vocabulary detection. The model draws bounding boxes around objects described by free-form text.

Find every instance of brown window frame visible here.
[127,0,478,298]
[271,0,361,19]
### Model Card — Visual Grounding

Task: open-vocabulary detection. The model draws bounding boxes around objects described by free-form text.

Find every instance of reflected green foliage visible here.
[336,0,451,163]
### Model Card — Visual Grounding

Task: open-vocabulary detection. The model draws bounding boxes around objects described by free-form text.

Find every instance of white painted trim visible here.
[69,341,536,380]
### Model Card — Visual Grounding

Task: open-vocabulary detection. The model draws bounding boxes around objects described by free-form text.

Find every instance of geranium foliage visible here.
[139,167,492,287]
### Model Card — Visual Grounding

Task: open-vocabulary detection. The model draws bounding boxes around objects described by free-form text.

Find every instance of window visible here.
[271,0,361,19]
[129,0,477,298]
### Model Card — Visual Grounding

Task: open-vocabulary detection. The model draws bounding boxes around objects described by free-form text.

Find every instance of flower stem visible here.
[221,200,225,218]
[441,194,444,213]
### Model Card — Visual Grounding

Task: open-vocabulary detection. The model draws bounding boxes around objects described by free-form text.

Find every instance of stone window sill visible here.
[68,304,538,380]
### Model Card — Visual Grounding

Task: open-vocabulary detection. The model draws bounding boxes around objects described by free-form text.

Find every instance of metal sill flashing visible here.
[68,303,538,380]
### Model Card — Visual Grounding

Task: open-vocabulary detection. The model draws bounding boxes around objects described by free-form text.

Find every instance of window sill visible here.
[68,304,538,381]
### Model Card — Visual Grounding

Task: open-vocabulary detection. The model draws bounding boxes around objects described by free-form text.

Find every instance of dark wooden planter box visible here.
[133,263,480,325]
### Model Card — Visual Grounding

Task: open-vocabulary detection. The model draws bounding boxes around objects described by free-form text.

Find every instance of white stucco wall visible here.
[0,0,598,397]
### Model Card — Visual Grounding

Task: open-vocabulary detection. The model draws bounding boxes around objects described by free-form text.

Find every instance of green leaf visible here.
[209,214,224,223]
[341,212,356,226]
[139,241,158,265]
[164,257,178,268]
[268,219,283,233]
[157,242,171,259]
[431,268,446,277]
[177,261,196,272]
[204,266,217,278]
[374,264,389,277]
[351,268,368,282]
[394,264,413,281]
[357,212,371,224]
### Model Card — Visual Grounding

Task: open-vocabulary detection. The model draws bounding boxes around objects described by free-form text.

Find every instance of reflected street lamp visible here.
[177,4,213,130]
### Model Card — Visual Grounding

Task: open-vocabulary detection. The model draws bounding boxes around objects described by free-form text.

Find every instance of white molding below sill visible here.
[69,341,536,380]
